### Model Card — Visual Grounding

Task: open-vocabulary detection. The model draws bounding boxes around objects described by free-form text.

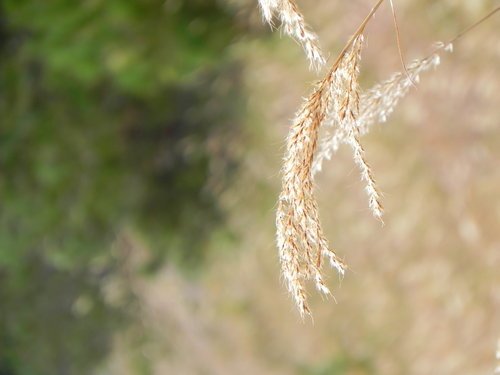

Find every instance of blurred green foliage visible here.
[0,0,244,374]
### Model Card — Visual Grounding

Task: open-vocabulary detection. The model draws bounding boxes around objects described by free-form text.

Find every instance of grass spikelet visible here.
[257,0,278,25]
[356,45,448,136]
[332,34,384,220]
[257,0,326,70]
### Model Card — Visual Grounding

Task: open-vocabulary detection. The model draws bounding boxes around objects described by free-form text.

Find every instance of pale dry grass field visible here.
[101,1,499,374]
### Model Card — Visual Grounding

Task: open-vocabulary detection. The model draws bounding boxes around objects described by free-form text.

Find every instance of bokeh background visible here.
[0,1,499,374]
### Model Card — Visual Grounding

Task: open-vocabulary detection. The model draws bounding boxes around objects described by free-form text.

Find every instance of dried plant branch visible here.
[257,0,326,70]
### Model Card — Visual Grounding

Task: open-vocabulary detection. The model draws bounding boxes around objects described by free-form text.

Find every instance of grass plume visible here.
[276,64,345,318]
[276,0,384,317]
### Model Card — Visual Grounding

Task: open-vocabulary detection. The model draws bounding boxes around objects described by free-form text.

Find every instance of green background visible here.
[0,1,245,373]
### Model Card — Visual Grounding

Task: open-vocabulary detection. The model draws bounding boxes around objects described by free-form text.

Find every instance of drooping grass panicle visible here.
[276,0,386,317]
[313,43,451,175]
[277,72,346,318]
[257,0,326,70]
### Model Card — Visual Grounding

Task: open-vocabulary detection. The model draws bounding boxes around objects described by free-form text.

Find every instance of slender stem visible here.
[327,0,385,74]
[388,0,416,86]
[429,6,500,56]
[357,0,386,34]
[448,6,500,45]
